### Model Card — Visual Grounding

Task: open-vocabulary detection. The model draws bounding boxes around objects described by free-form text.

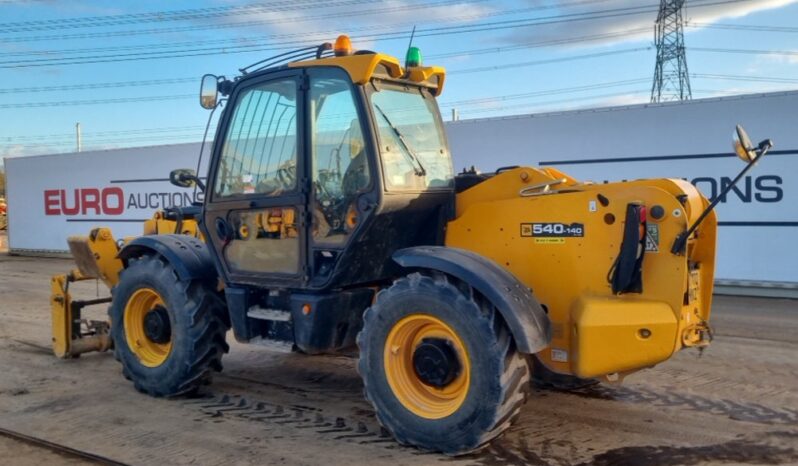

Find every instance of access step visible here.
[246,307,291,321]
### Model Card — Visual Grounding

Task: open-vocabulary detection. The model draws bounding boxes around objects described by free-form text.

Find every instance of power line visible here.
[458,91,651,116]
[449,48,650,75]
[9,77,793,149]
[0,0,401,33]
[4,46,792,105]
[0,28,679,92]
[11,132,210,146]
[0,0,541,42]
[0,26,670,93]
[0,3,656,46]
[0,0,753,70]
[692,73,798,83]
[0,0,617,35]
[428,28,651,60]
[1,49,650,109]
[441,78,651,107]
[0,0,750,44]
[0,23,650,69]
[6,72,788,117]
[0,9,664,68]
[4,125,211,141]
[0,77,196,94]
[0,0,613,57]
[0,94,193,109]
[692,46,798,56]
[687,22,798,33]
[6,79,651,143]
[0,30,636,92]
[11,0,618,40]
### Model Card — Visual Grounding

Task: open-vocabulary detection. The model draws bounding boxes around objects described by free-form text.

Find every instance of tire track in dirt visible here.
[468,431,798,466]
[178,377,798,466]
[179,392,440,458]
[558,385,798,426]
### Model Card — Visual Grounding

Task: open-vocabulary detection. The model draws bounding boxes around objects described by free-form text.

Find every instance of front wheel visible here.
[357,273,530,455]
[109,254,229,397]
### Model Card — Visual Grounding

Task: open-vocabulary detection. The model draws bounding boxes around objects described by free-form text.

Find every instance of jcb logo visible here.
[44,188,125,216]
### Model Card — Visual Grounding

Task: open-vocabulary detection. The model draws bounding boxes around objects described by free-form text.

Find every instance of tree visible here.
[0,170,5,197]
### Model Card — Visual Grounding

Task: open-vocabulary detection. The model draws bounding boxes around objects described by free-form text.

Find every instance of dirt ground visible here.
[0,243,796,465]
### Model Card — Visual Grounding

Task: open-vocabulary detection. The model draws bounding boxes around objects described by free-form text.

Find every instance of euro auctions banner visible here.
[4,142,208,253]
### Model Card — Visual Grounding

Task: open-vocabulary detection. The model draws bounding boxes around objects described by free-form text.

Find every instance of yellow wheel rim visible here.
[123,288,172,368]
[384,314,470,419]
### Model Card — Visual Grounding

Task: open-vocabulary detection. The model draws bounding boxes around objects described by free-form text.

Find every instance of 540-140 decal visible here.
[521,222,584,238]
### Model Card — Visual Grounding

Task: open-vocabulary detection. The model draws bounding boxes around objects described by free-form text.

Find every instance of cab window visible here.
[370,84,452,191]
[214,79,297,198]
[310,69,370,245]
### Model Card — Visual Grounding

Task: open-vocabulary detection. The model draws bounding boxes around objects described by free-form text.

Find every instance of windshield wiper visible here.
[373,103,426,177]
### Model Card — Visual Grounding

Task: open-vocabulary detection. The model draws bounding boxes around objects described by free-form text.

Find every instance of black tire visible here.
[357,273,530,455]
[109,254,229,397]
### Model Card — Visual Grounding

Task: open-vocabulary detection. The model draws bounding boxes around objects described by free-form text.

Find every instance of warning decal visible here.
[535,238,565,245]
[646,224,659,252]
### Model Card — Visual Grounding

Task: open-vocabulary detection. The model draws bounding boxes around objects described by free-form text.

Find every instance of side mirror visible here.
[200,74,218,109]
[733,124,757,162]
[170,169,205,192]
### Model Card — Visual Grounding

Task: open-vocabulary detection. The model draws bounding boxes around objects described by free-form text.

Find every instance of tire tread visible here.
[357,272,530,454]
[109,254,229,398]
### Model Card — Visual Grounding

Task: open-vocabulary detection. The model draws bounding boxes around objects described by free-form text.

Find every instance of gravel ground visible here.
[0,251,796,465]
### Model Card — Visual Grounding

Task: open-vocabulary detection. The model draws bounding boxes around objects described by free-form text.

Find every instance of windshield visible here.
[370,84,453,191]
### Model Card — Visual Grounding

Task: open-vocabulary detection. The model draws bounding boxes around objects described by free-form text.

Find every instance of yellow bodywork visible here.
[50,270,112,358]
[142,210,202,238]
[51,213,200,358]
[447,167,716,379]
[289,53,446,95]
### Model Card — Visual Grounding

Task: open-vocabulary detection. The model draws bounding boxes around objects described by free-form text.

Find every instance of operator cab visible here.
[195,36,454,291]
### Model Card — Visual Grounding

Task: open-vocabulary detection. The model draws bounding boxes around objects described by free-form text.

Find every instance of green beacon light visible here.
[406,46,422,68]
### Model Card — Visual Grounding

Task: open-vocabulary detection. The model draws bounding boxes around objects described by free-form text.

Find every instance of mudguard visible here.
[393,246,551,354]
[117,234,217,282]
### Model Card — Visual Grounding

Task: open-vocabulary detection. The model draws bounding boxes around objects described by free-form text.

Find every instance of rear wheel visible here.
[110,254,229,397]
[357,273,530,455]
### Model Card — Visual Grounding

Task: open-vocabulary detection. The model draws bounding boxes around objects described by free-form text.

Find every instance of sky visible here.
[1,0,797,160]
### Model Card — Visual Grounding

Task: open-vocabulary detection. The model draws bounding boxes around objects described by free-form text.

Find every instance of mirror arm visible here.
[193,177,206,193]
[671,151,763,255]
[218,78,234,96]
[180,174,206,193]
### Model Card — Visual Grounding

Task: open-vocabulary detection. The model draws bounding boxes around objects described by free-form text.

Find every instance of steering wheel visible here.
[277,166,296,188]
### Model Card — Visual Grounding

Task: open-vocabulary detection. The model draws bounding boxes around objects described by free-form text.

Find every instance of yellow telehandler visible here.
[50,35,772,454]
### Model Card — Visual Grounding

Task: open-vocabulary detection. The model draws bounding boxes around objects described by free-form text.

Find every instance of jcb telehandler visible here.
[51,36,772,454]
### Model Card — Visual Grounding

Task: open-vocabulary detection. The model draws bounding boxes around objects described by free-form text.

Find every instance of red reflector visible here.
[639,205,647,223]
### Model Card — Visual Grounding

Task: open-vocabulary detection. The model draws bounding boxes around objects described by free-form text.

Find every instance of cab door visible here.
[203,71,308,287]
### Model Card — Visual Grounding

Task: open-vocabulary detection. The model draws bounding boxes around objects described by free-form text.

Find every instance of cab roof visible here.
[236,36,446,96]
[289,52,445,96]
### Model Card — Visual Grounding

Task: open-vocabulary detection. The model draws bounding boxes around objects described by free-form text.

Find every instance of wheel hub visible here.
[413,338,461,388]
[143,305,171,344]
